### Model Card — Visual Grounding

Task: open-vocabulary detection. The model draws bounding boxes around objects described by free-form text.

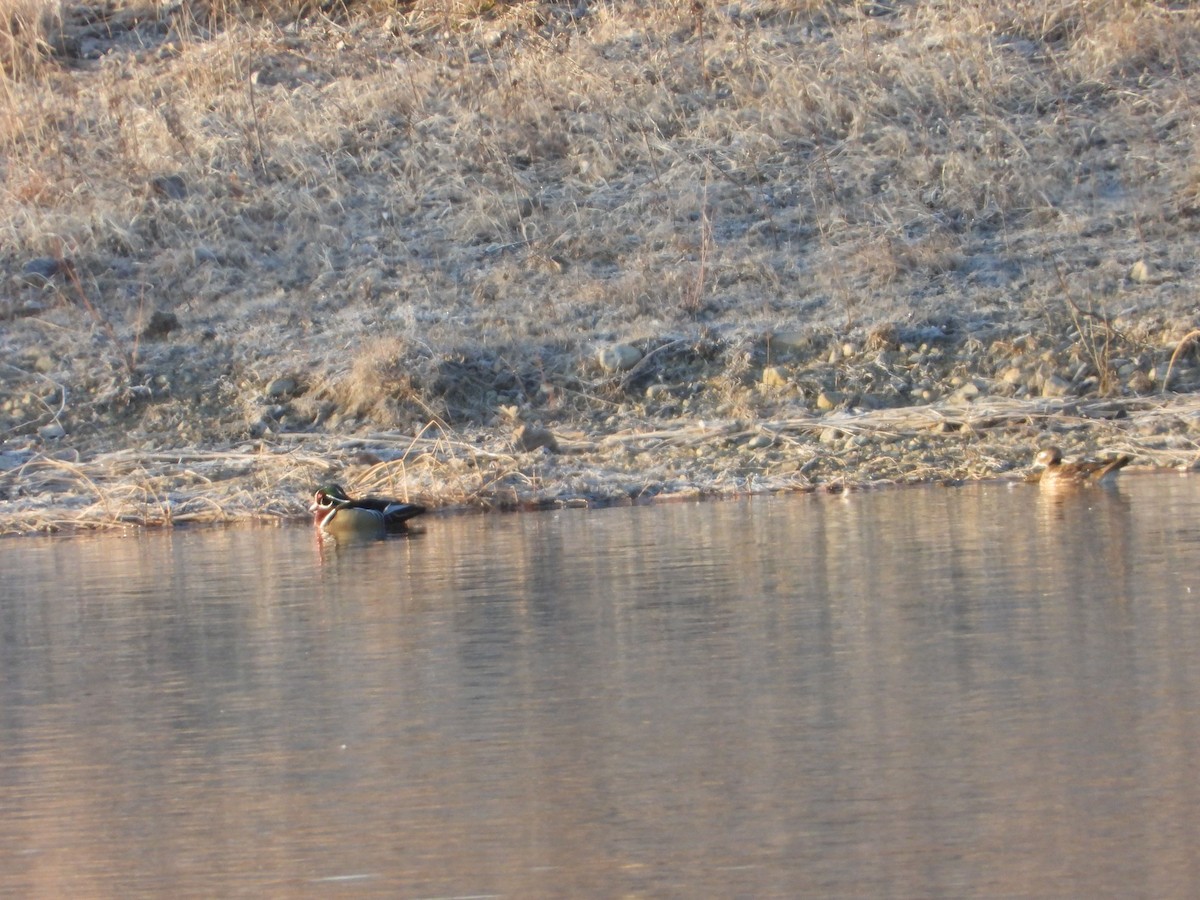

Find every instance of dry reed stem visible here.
[1163,329,1200,396]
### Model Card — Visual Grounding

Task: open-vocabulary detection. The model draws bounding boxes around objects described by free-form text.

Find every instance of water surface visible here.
[3,475,1200,897]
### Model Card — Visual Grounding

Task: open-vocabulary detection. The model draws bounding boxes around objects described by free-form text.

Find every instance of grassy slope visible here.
[2,0,1200,523]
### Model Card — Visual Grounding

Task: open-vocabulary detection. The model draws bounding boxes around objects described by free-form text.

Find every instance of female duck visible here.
[1034,446,1131,489]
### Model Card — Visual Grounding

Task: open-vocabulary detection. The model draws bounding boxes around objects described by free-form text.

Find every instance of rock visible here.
[266,377,298,398]
[37,422,65,440]
[746,434,774,450]
[645,383,672,400]
[150,174,188,200]
[1000,366,1024,385]
[948,379,985,404]
[819,427,843,444]
[20,258,60,287]
[816,390,843,411]
[1040,374,1072,398]
[597,343,642,373]
[516,423,558,452]
[767,330,816,360]
[1127,371,1154,394]
[761,365,789,388]
[140,309,180,340]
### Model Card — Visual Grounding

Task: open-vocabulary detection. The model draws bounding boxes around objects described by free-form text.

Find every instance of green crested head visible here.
[313,483,352,507]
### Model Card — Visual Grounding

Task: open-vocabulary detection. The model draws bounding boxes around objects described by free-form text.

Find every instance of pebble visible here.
[150,174,188,200]
[766,330,814,360]
[948,379,985,404]
[597,344,642,373]
[645,383,672,400]
[516,423,559,452]
[819,427,843,444]
[816,390,843,411]
[761,366,789,388]
[141,309,180,340]
[1127,371,1153,393]
[20,258,60,287]
[1040,374,1072,398]
[266,377,298,398]
[1000,366,1024,385]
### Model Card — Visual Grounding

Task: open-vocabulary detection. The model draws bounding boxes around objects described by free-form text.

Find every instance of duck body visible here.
[1035,446,1131,488]
[310,484,425,539]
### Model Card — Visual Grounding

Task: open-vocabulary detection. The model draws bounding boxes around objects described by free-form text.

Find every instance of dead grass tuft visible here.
[0,0,59,80]
[313,336,442,429]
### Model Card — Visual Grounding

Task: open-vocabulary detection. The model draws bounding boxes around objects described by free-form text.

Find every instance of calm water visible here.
[3,475,1200,897]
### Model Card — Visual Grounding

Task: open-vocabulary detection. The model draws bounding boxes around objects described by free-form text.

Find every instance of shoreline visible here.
[2,392,1194,535]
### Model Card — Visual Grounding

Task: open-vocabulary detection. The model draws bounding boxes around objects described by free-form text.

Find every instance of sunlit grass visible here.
[1,0,1199,529]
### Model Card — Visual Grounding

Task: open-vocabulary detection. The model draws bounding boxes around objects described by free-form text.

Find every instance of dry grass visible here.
[0,426,523,532]
[3,0,1200,530]
[0,0,59,79]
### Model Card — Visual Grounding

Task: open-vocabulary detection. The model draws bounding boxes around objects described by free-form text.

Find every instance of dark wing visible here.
[350,497,426,530]
[382,502,425,524]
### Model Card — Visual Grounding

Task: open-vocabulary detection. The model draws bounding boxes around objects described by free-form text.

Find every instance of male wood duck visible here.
[310,484,425,539]
[1035,446,1131,488]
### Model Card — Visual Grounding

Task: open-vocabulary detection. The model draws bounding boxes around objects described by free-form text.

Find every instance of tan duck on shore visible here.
[1034,446,1132,489]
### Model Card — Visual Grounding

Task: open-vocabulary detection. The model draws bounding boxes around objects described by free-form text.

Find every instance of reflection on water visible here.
[3,476,1200,896]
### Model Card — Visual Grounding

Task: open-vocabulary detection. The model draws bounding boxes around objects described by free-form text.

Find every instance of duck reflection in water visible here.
[1034,462,1135,602]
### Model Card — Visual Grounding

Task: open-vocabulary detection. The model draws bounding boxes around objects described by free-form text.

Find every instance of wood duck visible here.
[1035,446,1131,488]
[310,484,425,539]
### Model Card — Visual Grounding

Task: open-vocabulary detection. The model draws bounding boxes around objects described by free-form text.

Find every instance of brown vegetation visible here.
[3,0,1200,530]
